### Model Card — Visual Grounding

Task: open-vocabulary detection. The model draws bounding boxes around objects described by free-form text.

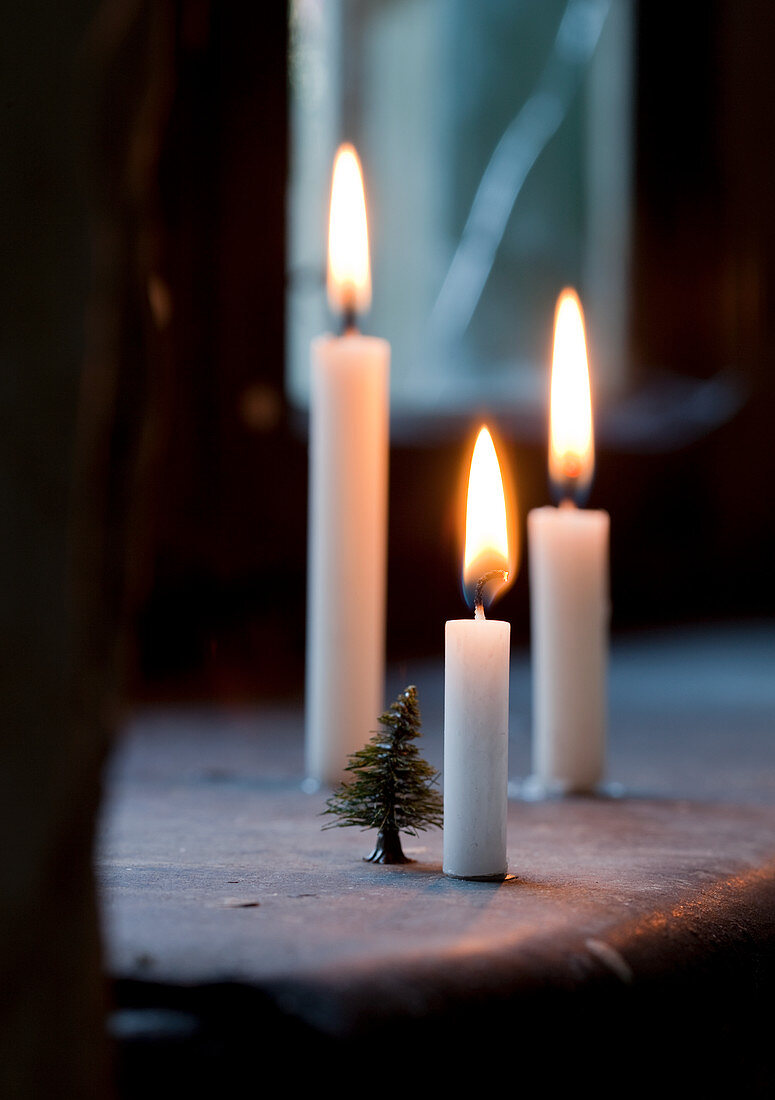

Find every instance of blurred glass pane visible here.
[287,0,633,416]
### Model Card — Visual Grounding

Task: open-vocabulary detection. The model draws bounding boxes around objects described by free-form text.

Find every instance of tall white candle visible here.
[305,145,390,786]
[444,427,515,880]
[528,289,610,794]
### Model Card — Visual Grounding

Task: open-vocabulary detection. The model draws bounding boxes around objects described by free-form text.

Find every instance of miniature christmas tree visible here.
[323,685,443,863]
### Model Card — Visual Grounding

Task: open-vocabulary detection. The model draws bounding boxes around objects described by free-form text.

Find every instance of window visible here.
[287,0,634,416]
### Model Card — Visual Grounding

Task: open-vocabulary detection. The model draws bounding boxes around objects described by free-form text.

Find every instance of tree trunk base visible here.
[364,827,414,864]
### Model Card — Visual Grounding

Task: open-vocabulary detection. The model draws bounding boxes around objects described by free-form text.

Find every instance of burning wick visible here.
[553,450,587,509]
[474,569,509,621]
[554,469,586,509]
[549,288,593,509]
[328,143,371,340]
[340,300,358,336]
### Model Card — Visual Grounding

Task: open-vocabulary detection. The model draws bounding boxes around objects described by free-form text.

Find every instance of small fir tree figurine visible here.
[323,685,443,863]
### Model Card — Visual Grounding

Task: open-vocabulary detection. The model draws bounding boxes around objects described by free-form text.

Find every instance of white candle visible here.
[305,145,390,786]
[528,289,610,794]
[444,617,510,880]
[444,427,515,880]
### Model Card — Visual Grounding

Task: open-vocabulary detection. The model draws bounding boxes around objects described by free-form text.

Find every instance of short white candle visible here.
[306,145,390,786]
[529,504,609,792]
[444,616,510,880]
[444,427,515,880]
[528,289,610,794]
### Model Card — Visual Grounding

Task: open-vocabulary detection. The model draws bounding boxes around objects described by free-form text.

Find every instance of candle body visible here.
[443,618,510,879]
[528,505,610,793]
[305,333,390,785]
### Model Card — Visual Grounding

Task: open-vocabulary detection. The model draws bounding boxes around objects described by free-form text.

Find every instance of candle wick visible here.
[340,302,359,336]
[473,569,508,618]
[552,472,587,508]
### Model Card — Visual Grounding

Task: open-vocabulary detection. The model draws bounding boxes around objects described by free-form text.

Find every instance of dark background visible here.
[3,0,775,712]
[1,3,774,1094]
[116,0,775,703]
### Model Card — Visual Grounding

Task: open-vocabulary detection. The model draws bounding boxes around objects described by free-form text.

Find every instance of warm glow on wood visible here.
[549,288,594,501]
[327,144,372,317]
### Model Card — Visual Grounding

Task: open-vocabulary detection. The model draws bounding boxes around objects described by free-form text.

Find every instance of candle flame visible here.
[327,143,372,318]
[549,288,594,502]
[462,426,516,610]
